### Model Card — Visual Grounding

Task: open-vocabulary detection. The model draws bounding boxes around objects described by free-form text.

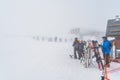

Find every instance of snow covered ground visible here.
[0,36,120,80]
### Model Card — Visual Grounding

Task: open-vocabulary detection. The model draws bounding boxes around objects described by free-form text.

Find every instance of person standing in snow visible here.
[100,36,111,68]
[72,37,80,59]
[78,40,85,59]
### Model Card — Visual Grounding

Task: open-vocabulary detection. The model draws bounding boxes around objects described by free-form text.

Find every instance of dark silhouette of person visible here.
[72,37,80,59]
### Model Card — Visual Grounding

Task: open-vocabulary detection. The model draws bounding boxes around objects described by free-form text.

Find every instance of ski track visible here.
[0,36,120,80]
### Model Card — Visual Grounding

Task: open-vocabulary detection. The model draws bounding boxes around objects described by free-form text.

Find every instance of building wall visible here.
[114,37,120,49]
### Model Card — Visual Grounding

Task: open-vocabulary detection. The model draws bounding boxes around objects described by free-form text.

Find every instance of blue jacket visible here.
[101,39,110,55]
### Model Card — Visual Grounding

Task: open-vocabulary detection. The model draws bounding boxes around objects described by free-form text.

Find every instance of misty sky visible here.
[0,0,120,37]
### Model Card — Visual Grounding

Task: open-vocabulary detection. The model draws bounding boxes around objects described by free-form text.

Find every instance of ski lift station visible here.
[106,16,120,59]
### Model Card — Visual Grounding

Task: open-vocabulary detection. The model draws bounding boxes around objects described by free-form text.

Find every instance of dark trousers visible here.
[103,54,110,67]
[74,48,82,59]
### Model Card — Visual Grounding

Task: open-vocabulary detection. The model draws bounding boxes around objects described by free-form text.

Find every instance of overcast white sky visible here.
[0,0,120,37]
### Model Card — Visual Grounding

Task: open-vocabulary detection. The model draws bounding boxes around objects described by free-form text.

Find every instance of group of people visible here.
[72,37,86,60]
[72,36,112,68]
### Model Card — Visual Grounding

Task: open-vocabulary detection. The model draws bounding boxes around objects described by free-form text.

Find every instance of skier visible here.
[54,36,57,42]
[78,40,85,60]
[83,41,89,67]
[100,36,111,68]
[72,37,80,59]
[92,40,104,70]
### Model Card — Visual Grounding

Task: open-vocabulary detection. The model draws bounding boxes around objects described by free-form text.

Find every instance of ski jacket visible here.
[73,40,80,50]
[79,42,84,52]
[101,39,111,55]
[84,45,88,54]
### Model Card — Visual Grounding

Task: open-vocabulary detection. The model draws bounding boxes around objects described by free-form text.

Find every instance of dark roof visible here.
[106,18,120,37]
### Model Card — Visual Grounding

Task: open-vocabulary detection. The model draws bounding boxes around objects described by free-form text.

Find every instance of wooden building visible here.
[106,16,120,58]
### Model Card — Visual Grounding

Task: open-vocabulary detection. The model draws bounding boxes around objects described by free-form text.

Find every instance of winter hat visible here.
[102,36,107,39]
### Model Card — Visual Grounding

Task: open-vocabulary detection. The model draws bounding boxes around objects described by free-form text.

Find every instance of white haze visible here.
[0,0,120,37]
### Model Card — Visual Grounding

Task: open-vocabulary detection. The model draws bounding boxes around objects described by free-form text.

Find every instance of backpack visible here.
[108,41,112,50]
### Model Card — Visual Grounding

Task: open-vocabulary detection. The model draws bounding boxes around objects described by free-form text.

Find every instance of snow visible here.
[0,36,120,80]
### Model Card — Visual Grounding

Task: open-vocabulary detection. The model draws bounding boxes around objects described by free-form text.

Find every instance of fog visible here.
[1,1,120,80]
[0,0,120,37]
